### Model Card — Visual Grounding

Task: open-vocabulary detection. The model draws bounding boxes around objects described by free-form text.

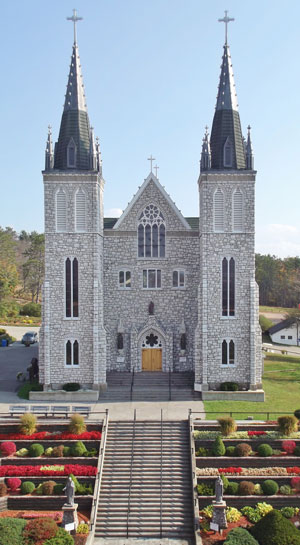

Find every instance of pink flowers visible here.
[0,442,17,456]
[6,478,21,491]
[218,467,242,474]
[0,430,101,441]
[282,440,296,454]
[247,431,266,436]
[291,476,300,491]
[0,464,97,477]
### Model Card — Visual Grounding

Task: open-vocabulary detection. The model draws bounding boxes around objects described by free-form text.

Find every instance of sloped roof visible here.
[268,318,295,335]
[103,216,199,230]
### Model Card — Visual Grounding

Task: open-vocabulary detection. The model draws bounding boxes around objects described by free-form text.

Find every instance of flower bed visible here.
[0,431,101,441]
[0,464,98,477]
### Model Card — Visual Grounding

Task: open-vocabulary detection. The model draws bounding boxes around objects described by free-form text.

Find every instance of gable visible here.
[113,173,191,231]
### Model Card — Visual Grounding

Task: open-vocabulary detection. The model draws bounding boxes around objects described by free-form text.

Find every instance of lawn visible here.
[259,305,292,314]
[203,354,300,419]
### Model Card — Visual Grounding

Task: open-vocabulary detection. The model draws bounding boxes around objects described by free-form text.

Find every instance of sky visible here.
[1,0,300,258]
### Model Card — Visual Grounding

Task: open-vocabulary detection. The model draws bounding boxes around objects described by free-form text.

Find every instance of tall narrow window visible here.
[233,189,243,232]
[65,257,79,318]
[75,189,86,231]
[214,189,224,232]
[66,340,79,366]
[67,138,76,168]
[222,339,235,365]
[222,257,235,317]
[56,190,67,232]
[223,137,233,167]
[173,270,185,288]
[138,205,166,258]
[119,270,131,289]
[143,269,161,289]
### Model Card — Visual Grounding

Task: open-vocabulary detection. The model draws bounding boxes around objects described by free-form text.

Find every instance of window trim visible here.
[64,257,79,320]
[172,269,186,289]
[232,187,244,232]
[142,269,162,290]
[221,338,236,367]
[55,189,67,232]
[137,204,166,259]
[221,256,236,319]
[75,188,87,232]
[213,188,224,233]
[65,339,80,367]
[118,269,132,290]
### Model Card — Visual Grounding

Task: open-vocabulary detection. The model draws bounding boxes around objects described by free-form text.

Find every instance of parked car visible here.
[21,332,38,345]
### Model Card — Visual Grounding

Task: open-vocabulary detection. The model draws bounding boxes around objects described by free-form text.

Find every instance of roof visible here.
[268,318,295,335]
[104,216,199,231]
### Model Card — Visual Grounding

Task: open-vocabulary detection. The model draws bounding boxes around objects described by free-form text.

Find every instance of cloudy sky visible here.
[1,0,299,258]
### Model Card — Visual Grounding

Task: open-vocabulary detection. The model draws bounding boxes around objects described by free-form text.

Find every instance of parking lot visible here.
[0,342,38,392]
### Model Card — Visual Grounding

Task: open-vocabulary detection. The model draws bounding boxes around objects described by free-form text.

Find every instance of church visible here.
[39,11,263,398]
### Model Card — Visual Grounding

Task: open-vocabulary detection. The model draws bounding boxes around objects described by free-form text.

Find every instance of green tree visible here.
[0,228,19,319]
[22,233,45,303]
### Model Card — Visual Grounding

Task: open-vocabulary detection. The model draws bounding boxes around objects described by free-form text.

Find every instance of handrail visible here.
[188,411,202,545]
[89,408,109,540]
[130,367,135,401]
[168,367,171,401]
[189,409,295,421]
[126,408,136,538]
[160,408,163,538]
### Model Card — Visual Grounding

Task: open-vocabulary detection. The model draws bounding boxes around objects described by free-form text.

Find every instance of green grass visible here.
[203,355,300,419]
[259,305,292,314]
[18,382,43,400]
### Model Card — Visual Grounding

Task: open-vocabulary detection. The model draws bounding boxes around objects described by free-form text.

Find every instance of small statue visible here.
[215,475,224,503]
[63,476,75,506]
[149,301,154,315]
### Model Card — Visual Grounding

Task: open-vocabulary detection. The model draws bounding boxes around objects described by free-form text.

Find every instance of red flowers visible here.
[218,467,242,474]
[291,476,300,490]
[282,440,296,454]
[287,467,300,475]
[247,431,266,436]
[0,430,101,441]
[6,478,21,491]
[0,441,17,456]
[0,464,97,477]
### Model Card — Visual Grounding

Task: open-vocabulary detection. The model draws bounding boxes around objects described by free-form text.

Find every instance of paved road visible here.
[259,311,285,325]
[0,325,40,341]
[0,342,38,393]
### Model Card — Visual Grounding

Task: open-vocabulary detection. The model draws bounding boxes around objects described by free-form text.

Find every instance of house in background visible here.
[268,319,300,346]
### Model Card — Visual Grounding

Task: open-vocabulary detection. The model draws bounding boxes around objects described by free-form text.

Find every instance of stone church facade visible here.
[39,20,262,396]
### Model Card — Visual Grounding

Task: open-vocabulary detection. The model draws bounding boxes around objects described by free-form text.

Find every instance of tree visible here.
[0,227,19,319]
[22,233,45,303]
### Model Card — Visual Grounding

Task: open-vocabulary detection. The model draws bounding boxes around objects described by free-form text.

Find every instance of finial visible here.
[147,155,155,172]
[218,10,234,45]
[48,124,52,133]
[247,125,251,133]
[154,164,159,177]
[67,8,83,44]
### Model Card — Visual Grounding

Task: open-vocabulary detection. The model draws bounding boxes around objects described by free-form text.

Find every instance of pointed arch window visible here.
[65,339,79,366]
[233,188,243,232]
[65,257,79,318]
[214,189,224,232]
[67,138,76,168]
[222,339,235,365]
[75,189,86,231]
[223,137,233,167]
[222,257,235,317]
[56,190,67,232]
[138,205,166,258]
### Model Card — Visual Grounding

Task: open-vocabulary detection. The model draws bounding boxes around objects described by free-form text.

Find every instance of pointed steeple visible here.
[246,125,254,170]
[45,125,54,170]
[53,10,98,172]
[200,126,211,172]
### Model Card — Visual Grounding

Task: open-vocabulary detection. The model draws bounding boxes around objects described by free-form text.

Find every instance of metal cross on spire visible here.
[154,164,159,177]
[67,8,83,44]
[218,10,234,45]
[147,155,156,172]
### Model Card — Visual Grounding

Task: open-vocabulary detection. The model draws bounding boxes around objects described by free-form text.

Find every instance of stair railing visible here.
[130,366,135,401]
[126,408,136,538]
[89,409,109,539]
[168,366,171,401]
[160,408,163,538]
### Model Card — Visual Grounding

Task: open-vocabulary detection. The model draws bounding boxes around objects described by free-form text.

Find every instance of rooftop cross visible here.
[147,155,156,172]
[218,10,234,45]
[67,8,83,44]
[154,164,159,177]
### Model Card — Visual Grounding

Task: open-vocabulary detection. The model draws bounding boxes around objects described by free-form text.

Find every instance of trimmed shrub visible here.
[291,476,300,491]
[44,527,74,544]
[197,483,214,496]
[251,509,300,545]
[218,417,237,436]
[254,483,263,495]
[220,382,239,391]
[0,483,7,497]
[261,479,279,495]
[0,441,16,457]
[20,302,41,317]
[226,481,239,495]
[280,484,293,495]
[238,480,255,495]
[294,446,300,456]
[225,527,259,544]
[281,506,296,518]
[35,483,44,495]
[53,483,65,495]
[63,446,71,457]
[277,415,298,436]
[68,414,86,435]
[294,409,300,420]
[62,383,80,392]
[16,448,28,457]
[42,480,57,495]
[235,443,252,457]
[28,443,44,457]
[6,478,21,492]
[226,507,242,523]
[19,413,37,435]
[282,440,296,454]
[76,523,89,534]
[0,517,27,545]
[226,446,236,457]
[257,443,273,457]
[23,517,58,545]
[21,481,35,495]
[45,447,54,456]
[52,446,64,458]
[221,474,229,490]
[196,447,210,457]
[70,441,87,457]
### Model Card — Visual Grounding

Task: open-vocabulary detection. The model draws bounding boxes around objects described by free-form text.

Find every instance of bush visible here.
[53,483,65,495]
[42,480,57,495]
[63,446,71,457]
[20,302,41,317]
[254,483,263,495]
[6,478,21,491]
[45,447,53,456]
[226,446,236,456]
[235,443,252,457]
[238,480,255,495]
[281,506,296,518]
[261,479,279,495]
[0,441,16,457]
[277,415,298,436]
[16,448,28,457]
[212,436,226,456]
[291,476,300,491]
[0,517,27,545]
[220,474,229,491]
[251,509,300,545]
[28,443,44,457]
[280,484,293,495]
[196,447,210,457]
[226,481,239,495]
[23,517,58,545]
[19,413,37,435]
[218,417,237,436]
[35,483,44,495]
[226,507,242,523]
[76,523,89,535]
[282,440,296,454]
[294,409,300,420]
[44,527,74,545]
[52,446,64,458]
[62,383,80,392]
[71,441,87,457]
[68,414,86,435]
[241,506,262,523]
[0,483,7,497]
[293,446,300,456]
[21,481,35,495]
[220,382,239,391]
[225,527,259,544]
[257,443,273,457]
[197,483,214,496]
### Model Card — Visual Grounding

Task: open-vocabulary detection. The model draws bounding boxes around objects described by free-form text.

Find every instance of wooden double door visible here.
[142,348,162,371]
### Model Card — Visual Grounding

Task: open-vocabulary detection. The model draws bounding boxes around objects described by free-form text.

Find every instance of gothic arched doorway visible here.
[140,331,163,371]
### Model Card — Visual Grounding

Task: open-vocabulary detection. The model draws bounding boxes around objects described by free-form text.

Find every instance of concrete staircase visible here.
[95,420,195,540]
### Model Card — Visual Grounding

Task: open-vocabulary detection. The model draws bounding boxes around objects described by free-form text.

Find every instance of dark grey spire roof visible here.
[210,44,246,170]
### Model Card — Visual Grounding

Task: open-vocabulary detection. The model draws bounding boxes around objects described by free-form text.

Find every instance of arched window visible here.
[233,188,243,232]
[75,189,86,231]
[65,257,79,318]
[222,339,235,365]
[223,137,233,167]
[66,339,79,366]
[222,257,235,317]
[56,189,67,232]
[67,138,76,168]
[138,205,165,258]
[214,189,224,232]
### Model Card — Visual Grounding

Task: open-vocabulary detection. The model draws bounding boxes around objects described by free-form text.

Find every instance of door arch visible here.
[139,330,164,371]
